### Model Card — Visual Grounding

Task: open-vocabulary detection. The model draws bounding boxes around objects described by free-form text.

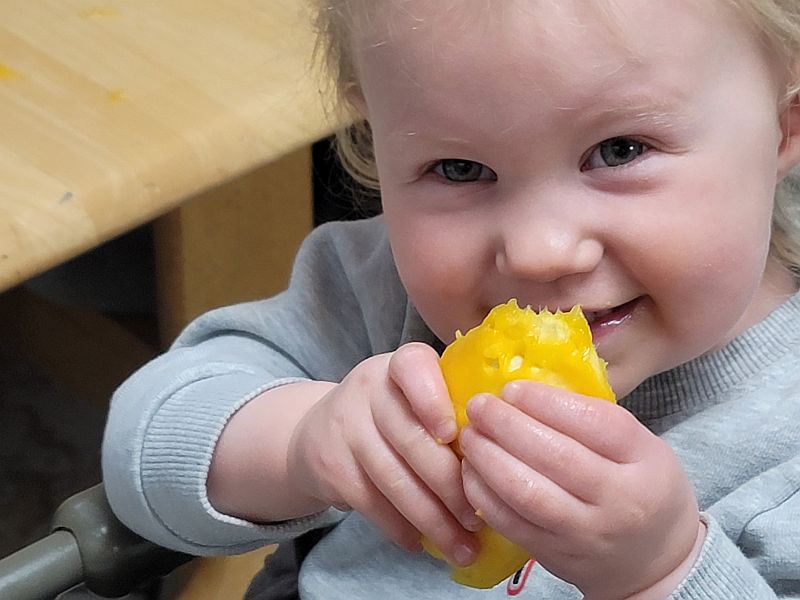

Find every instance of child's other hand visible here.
[287,343,481,566]
[459,381,703,599]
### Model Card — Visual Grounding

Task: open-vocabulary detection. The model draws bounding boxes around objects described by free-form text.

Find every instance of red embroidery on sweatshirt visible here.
[506,560,535,596]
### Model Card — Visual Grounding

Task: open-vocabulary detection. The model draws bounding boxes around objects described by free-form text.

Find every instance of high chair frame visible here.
[0,484,190,599]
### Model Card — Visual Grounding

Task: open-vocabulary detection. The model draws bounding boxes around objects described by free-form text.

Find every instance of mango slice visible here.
[427,299,615,589]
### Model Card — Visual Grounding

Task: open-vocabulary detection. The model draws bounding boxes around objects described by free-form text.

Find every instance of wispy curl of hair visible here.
[312,1,380,199]
[722,0,800,274]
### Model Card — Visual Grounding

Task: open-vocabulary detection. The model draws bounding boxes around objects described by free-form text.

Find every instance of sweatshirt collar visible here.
[623,289,800,421]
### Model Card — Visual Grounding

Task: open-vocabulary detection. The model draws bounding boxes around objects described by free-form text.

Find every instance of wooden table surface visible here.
[0,0,337,292]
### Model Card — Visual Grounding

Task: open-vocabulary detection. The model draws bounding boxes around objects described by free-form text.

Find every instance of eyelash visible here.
[427,136,653,184]
[430,159,497,184]
[581,137,652,172]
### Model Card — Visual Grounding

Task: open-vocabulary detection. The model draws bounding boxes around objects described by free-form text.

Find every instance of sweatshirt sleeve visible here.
[101,217,410,555]
[670,458,800,600]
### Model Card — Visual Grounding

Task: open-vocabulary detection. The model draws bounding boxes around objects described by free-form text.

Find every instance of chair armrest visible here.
[0,483,192,599]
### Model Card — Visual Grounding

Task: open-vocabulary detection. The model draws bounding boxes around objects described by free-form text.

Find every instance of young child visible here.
[102,1,800,598]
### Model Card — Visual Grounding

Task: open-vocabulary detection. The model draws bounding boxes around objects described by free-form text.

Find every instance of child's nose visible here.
[494,210,603,282]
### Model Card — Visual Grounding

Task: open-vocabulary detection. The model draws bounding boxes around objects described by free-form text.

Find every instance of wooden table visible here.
[0,0,341,337]
[0,2,344,594]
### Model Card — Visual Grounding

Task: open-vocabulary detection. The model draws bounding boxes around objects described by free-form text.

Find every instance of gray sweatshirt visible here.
[102,216,800,599]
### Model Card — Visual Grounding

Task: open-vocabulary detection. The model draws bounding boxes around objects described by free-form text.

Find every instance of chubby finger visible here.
[388,343,456,443]
[465,393,611,503]
[459,424,590,533]
[461,459,554,551]
[355,432,480,566]
[501,381,645,464]
[337,460,423,552]
[372,384,482,532]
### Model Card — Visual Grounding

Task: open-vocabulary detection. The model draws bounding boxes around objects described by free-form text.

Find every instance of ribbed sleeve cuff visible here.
[139,367,341,555]
[670,514,775,599]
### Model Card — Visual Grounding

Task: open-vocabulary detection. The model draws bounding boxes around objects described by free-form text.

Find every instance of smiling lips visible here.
[584,297,642,334]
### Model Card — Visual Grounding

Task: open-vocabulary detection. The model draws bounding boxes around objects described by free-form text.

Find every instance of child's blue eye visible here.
[434,159,497,183]
[583,137,648,170]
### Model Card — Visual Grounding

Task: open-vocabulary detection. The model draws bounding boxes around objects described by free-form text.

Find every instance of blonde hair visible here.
[312,0,800,272]
[726,0,800,273]
[313,1,379,194]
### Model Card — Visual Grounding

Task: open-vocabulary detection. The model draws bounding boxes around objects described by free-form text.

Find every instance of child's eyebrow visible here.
[562,93,697,130]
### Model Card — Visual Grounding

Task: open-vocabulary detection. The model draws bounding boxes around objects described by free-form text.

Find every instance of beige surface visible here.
[0,0,338,292]
[154,147,313,344]
[166,546,277,600]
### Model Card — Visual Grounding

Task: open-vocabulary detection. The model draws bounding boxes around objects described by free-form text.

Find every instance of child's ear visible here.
[344,84,370,119]
[777,91,800,180]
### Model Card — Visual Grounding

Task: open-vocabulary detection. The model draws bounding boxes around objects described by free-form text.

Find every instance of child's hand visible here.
[287,342,481,566]
[459,381,703,600]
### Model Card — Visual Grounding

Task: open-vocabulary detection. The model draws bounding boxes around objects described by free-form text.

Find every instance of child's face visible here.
[352,0,800,396]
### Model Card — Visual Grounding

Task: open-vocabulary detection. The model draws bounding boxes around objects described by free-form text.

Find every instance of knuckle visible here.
[345,363,377,394]
[393,423,428,456]
[385,469,414,495]
[619,410,644,441]
[478,503,513,534]
[652,436,679,464]
[509,471,544,514]
[357,353,391,381]
[317,450,342,479]
[489,399,517,430]
[619,502,652,535]
[374,461,419,507]
[579,468,606,501]
[425,518,463,551]
[574,395,625,435]
[461,469,481,506]
[435,473,470,514]
[544,435,574,471]
[389,344,439,391]
[393,526,422,551]
[575,398,611,431]
[392,342,436,367]
[322,454,357,490]
[369,508,419,550]
[614,486,659,534]
[388,344,417,378]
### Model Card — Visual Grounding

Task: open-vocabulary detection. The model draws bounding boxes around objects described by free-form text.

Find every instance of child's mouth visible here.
[585,297,642,337]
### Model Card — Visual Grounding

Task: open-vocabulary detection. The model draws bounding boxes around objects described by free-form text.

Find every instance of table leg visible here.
[153,147,313,347]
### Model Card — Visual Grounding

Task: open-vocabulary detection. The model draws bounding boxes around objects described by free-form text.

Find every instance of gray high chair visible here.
[0,483,191,599]
[0,482,332,600]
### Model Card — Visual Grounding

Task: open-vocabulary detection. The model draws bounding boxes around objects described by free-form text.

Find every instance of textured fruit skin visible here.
[429,299,616,589]
[423,526,531,589]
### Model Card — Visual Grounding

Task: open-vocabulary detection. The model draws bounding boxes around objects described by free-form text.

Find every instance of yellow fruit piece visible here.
[423,524,532,589]
[428,299,615,589]
[443,299,616,440]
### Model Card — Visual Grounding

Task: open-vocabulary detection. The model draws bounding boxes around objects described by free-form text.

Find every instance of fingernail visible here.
[467,394,488,415]
[453,543,477,567]
[435,418,457,442]
[503,382,521,404]
[463,513,484,532]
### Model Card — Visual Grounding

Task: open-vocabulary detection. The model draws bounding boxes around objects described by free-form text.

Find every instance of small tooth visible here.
[586,308,613,324]
[508,355,523,372]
